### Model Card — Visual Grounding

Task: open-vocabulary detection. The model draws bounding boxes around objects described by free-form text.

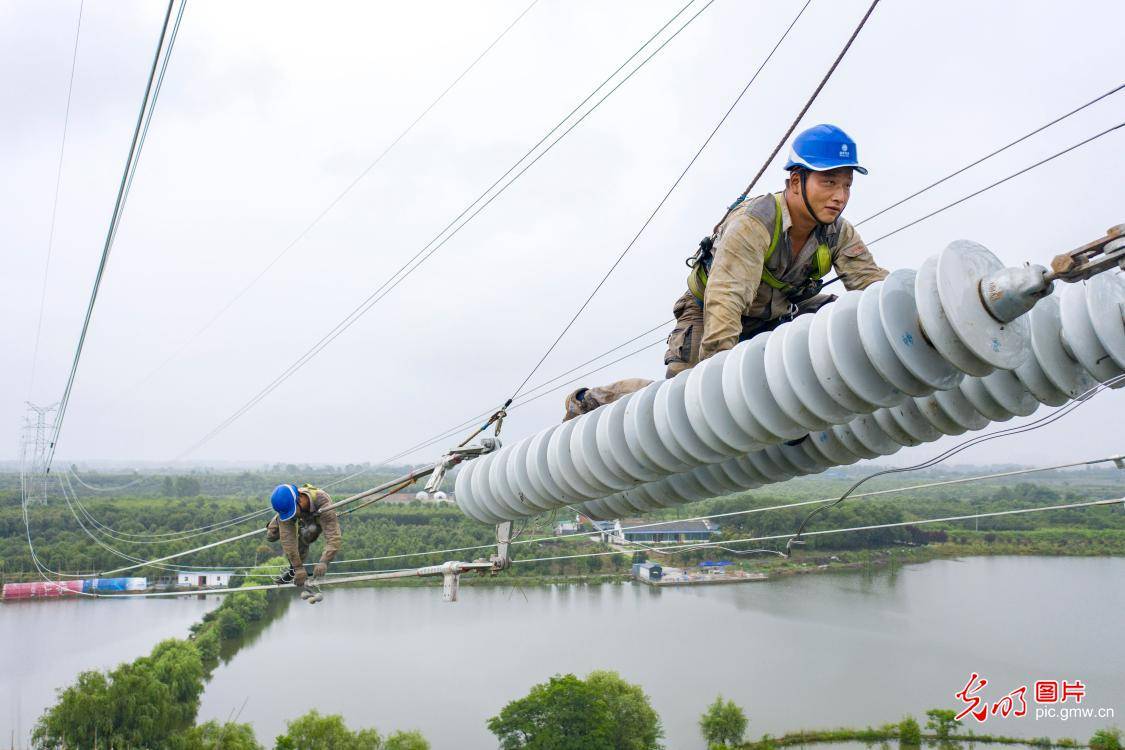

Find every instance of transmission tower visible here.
[20,402,58,505]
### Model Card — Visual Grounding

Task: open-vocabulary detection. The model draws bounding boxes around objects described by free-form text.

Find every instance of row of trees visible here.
[31,559,431,749]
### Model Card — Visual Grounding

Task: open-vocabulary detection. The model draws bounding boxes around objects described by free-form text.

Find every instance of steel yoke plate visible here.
[936,240,1030,370]
[881,268,963,390]
[827,291,903,406]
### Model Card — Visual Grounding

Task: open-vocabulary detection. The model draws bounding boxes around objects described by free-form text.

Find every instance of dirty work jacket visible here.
[265,488,341,571]
[699,191,887,360]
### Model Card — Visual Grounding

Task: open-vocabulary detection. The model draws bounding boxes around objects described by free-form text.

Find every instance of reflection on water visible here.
[196,557,1123,749]
[0,595,217,745]
[2,558,1121,749]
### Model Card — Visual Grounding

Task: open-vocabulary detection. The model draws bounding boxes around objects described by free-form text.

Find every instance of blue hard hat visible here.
[270,484,299,521]
[784,124,868,175]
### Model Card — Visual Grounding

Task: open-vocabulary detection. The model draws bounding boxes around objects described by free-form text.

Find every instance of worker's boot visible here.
[273,567,295,586]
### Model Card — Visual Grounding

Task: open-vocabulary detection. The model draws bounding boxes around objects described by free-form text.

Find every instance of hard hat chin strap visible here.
[797,168,829,229]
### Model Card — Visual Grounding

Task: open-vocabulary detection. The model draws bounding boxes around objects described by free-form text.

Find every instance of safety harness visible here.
[687,193,832,305]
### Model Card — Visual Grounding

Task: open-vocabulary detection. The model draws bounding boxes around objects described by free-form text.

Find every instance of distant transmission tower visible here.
[20,402,58,505]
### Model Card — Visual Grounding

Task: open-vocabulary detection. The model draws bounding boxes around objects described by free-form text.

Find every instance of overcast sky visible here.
[3,0,1124,472]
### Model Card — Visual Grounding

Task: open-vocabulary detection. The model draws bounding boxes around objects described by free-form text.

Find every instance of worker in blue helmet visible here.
[265,483,341,587]
[664,123,889,376]
[562,125,889,423]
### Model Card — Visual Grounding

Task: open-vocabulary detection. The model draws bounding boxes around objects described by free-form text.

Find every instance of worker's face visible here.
[796,168,853,221]
[297,494,310,512]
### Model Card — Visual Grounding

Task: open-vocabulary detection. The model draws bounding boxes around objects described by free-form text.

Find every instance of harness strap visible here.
[688,193,832,302]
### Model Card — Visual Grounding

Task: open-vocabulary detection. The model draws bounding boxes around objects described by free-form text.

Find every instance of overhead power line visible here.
[866,122,1124,247]
[176,0,716,458]
[44,0,184,476]
[27,0,85,402]
[114,0,542,402]
[508,0,818,400]
[855,82,1124,226]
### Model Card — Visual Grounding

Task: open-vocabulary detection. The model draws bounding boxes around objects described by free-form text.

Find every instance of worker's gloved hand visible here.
[293,567,308,587]
[313,562,327,578]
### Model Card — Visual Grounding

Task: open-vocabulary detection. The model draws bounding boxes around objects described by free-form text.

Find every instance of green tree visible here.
[274,710,382,750]
[699,695,747,747]
[898,716,922,747]
[925,709,962,740]
[180,720,263,749]
[487,672,661,750]
[383,729,430,750]
[33,638,205,749]
[585,671,663,750]
[1090,728,1122,750]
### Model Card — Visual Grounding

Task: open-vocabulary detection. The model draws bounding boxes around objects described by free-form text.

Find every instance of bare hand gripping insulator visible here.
[455,239,1125,523]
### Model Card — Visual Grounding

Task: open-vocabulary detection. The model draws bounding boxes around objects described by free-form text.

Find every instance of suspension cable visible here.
[865,122,1124,247]
[111,0,542,405]
[508,0,817,400]
[44,0,182,477]
[27,0,84,401]
[854,82,1123,227]
[176,0,715,459]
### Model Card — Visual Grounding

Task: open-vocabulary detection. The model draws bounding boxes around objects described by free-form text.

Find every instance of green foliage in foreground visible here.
[700,695,748,747]
[898,716,922,747]
[273,710,428,750]
[488,670,662,750]
[926,708,962,740]
[180,720,263,749]
[1090,728,1122,750]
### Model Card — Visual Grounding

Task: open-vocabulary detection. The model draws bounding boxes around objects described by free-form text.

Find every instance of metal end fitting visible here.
[979,264,1053,323]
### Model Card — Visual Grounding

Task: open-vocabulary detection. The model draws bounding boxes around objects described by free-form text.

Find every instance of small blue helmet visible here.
[784,124,868,175]
[270,484,299,521]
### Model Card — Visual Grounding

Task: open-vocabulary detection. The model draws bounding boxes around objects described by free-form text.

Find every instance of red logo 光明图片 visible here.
[955,674,1086,722]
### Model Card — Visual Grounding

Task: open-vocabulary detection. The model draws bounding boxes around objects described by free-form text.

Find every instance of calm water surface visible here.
[3,557,1122,749]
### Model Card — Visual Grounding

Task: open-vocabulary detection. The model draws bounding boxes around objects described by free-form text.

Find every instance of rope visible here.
[508,0,816,399]
[44,0,181,477]
[176,0,715,458]
[722,0,881,222]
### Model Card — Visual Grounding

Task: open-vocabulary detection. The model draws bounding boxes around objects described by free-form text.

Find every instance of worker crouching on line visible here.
[266,483,341,587]
[563,124,888,421]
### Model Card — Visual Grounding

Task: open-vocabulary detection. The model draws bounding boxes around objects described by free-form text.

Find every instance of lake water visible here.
[3,557,1122,749]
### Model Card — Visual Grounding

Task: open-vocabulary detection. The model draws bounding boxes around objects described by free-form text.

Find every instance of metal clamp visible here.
[422,438,503,495]
[1045,224,1125,283]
